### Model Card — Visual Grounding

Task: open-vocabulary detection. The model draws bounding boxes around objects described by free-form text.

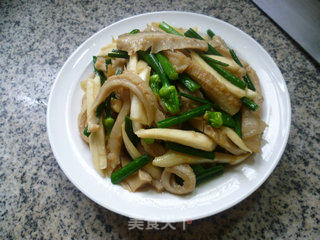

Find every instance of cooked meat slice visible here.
[106,90,130,176]
[88,71,158,132]
[116,32,208,55]
[162,50,191,73]
[186,60,242,115]
[208,35,232,58]
[140,140,167,158]
[161,164,196,195]
[78,94,89,144]
[190,118,247,155]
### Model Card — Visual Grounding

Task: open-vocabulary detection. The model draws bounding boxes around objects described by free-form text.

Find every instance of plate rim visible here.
[47,10,291,222]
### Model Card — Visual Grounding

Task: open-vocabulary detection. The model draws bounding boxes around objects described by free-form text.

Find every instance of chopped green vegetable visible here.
[103,95,115,135]
[144,138,155,145]
[149,74,162,94]
[184,28,204,39]
[200,54,247,90]
[199,54,229,67]
[125,116,139,146]
[116,68,122,75]
[229,49,256,91]
[103,117,115,135]
[93,56,107,85]
[207,29,215,38]
[129,29,140,34]
[139,51,180,114]
[179,92,235,128]
[179,73,200,92]
[192,165,224,185]
[83,125,91,137]
[96,101,106,117]
[233,111,242,138]
[105,58,112,65]
[243,75,256,91]
[221,112,236,128]
[159,21,183,36]
[229,49,242,66]
[204,111,223,128]
[157,104,211,128]
[155,52,178,80]
[158,85,180,114]
[180,92,214,105]
[184,28,222,56]
[112,49,128,55]
[104,95,112,117]
[241,97,259,111]
[111,154,152,184]
[165,142,215,159]
[105,58,111,73]
[108,49,129,59]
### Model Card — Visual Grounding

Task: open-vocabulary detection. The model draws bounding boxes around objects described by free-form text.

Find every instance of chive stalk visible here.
[111,155,152,184]
[157,104,211,128]
[229,49,256,91]
[184,28,222,56]
[179,73,200,92]
[200,54,246,90]
[159,21,183,36]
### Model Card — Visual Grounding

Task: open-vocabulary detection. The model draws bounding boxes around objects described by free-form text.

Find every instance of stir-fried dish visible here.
[78,22,266,195]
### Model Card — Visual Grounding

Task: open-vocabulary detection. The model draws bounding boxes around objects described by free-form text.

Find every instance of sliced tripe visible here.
[152,150,215,167]
[152,151,251,167]
[135,128,216,151]
[86,76,107,174]
[215,152,251,165]
[185,52,241,115]
[162,50,191,73]
[190,51,246,98]
[189,118,247,155]
[129,55,151,125]
[106,90,130,176]
[116,32,208,55]
[221,127,252,153]
[88,72,157,131]
[120,156,152,192]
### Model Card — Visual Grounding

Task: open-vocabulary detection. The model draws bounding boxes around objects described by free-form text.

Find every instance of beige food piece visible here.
[151,179,164,192]
[110,98,122,113]
[88,71,157,131]
[153,150,215,167]
[191,52,246,98]
[186,53,242,115]
[162,50,191,73]
[106,90,130,176]
[221,127,252,153]
[215,152,251,165]
[95,56,108,72]
[140,140,167,158]
[161,164,196,195]
[116,32,208,55]
[190,118,246,155]
[78,94,89,144]
[120,157,152,192]
[135,128,216,151]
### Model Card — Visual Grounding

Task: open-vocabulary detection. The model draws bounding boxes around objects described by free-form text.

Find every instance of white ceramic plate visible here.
[47,11,291,222]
